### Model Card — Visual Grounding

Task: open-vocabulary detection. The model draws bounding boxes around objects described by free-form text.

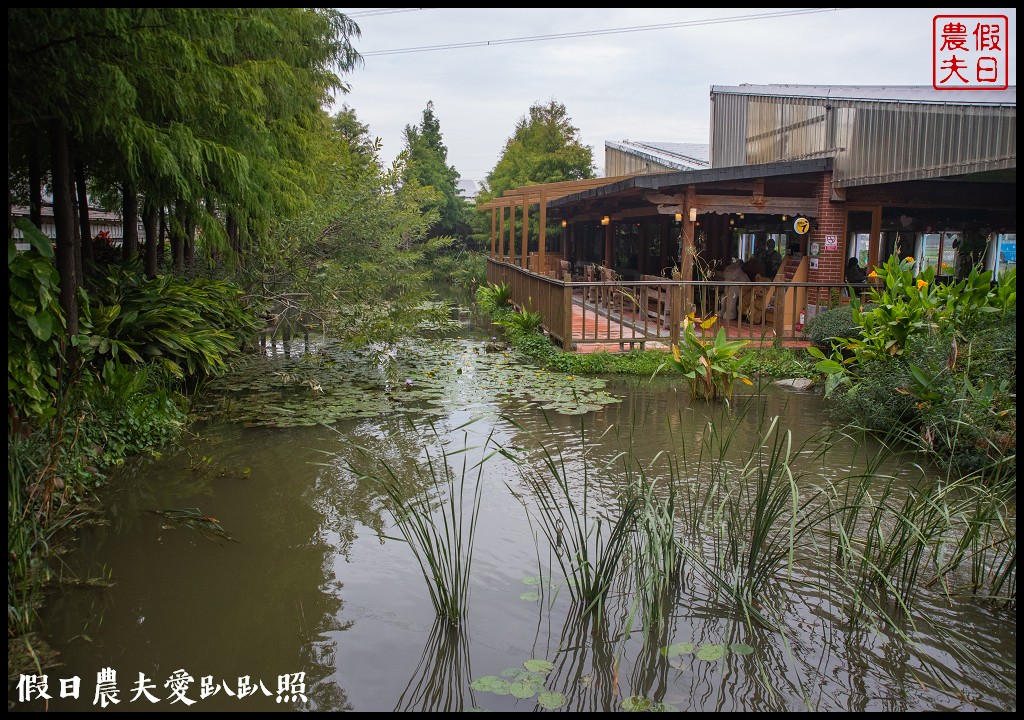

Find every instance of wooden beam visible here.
[538,190,547,274]
[520,196,528,269]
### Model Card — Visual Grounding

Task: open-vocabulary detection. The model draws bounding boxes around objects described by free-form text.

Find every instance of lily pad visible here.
[536,691,567,709]
[509,680,538,699]
[661,641,695,657]
[729,643,754,656]
[519,591,541,601]
[651,702,680,712]
[621,695,653,712]
[523,659,555,674]
[470,676,511,695]
[696,644,725,662]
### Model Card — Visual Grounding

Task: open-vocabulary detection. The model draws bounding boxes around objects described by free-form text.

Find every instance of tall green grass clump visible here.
[346,421,488,626]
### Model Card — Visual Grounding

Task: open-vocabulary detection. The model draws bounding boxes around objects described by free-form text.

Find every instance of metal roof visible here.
[549,158,833,208]
[605,140,711,170]
[711,83,1016,106]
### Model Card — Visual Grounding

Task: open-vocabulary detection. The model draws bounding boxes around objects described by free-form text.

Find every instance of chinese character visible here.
[200,676,237,699]
[939,55,969,84]
[93,668,121,707]
[60,677,81,699]
[974,23,1002,50]
[977,56,1000,82]
[130,672,161,703]
[236,675,273,699]
[940,21,969,50]
[276,672,307,704]
[164,669,197,706]
[17,674,51,703]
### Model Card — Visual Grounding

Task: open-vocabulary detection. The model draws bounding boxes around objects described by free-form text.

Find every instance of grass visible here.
[343,418,490,626]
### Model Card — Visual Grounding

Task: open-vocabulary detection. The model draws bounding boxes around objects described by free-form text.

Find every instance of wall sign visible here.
[825,234,838,251]
[793,217,810,235]
[809,258,819,270]
[809,241,821,257]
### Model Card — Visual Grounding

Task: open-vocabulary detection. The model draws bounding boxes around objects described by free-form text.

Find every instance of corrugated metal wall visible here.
[711,92,1016,187]
[605,147,678,177]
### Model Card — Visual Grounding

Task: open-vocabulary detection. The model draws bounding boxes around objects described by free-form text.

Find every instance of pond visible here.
[15,303,1016,712]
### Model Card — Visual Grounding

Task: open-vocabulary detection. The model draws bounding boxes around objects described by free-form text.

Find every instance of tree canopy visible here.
[480,99,596,202]
[401,101,468,239]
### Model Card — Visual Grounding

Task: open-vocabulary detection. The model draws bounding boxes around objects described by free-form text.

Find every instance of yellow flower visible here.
[904,256,915,263]
[868,270,878,278]
[917,279,928,290]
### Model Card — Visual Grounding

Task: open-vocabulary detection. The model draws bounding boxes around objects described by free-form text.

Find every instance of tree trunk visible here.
[158,205,167,268]
[48,118,79,350]
[121,182,139,261]
[75,161,93,266]
[184,212,195,268]
[171,201,184,271]
[143,199,159,278]
[28,152,43,229]
[67,147,83,287]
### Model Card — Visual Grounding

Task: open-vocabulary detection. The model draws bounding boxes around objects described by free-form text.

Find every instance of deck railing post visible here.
[669,284,682,346]
[562,280,573,350]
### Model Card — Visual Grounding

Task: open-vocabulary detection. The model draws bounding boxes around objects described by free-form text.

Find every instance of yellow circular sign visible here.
[793,217,810,235]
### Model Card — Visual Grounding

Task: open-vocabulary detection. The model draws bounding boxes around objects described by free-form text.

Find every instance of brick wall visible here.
[806,171,846,306]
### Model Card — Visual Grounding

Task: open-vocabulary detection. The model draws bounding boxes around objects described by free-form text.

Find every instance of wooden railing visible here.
[486,258,859,351]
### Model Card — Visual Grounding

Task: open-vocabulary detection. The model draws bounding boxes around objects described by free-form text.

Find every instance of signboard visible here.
[809,241,821,257]
[793,217,810,235]
[809,258,819,270]
[999,237,1016,263]
[825,235,838,251]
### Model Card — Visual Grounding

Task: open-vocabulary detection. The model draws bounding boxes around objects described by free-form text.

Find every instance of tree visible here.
[401,101,468,239]
[472,99,595,243]
[481,99,595,201]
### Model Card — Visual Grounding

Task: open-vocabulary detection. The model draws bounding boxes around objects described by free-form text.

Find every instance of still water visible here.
[19,312,1016,712]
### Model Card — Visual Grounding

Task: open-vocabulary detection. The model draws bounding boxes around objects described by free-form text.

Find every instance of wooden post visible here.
[521,197,529,269]
[681,185,696,312]
[508,201,516,263]
[562,282,573,351]
[490,208,496,258]
[538,190,547,275]
[498,204,505,259]
[603,222,613,268]
[669,284,682,346]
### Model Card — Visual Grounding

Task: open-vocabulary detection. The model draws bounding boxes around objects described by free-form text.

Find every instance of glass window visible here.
[991,233,1016,281]
[915,232,958,276]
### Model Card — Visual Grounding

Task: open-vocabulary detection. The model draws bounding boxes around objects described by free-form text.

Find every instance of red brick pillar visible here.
[808,171,845,311]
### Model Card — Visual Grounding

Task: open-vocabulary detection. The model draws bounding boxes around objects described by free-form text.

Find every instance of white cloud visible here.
[333,8,1017,182]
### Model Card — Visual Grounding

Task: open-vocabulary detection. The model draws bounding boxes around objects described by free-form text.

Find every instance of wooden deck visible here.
[567,287,809,354]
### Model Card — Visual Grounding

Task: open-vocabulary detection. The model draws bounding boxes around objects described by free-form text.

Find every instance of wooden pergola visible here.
[476,175,638,275]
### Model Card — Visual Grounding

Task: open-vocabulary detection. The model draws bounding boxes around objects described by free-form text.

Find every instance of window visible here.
[915,232,958,276]
[990,233,1016,281]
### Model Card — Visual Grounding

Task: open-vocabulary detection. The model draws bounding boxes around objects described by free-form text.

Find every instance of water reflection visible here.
[17,332,1015,713]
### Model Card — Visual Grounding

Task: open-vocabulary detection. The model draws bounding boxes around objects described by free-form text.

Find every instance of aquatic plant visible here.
[662,314,753,400]
[347,420,489,626]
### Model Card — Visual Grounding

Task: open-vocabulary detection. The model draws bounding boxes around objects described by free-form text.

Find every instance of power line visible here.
[361,8,848,57]
[345,8,432,19]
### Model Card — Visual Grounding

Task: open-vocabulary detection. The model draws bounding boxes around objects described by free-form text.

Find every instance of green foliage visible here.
[425,246,487,291]
[493,305,543,335]
[805,304,862,354]
[8,222,65,425]
[80,260,258,378]
[402,101,470,238]
[664,315,753,400]
[810,257,1016,475]
[475,281,513,314]
[473,99,595,239]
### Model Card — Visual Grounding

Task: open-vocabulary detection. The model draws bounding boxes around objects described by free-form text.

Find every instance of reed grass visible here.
[346,419,490,626]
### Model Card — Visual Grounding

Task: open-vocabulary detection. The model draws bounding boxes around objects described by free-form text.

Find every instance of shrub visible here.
[805,304,862,353]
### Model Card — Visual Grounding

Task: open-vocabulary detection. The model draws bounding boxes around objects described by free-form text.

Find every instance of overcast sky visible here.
[331,8,1017,185]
